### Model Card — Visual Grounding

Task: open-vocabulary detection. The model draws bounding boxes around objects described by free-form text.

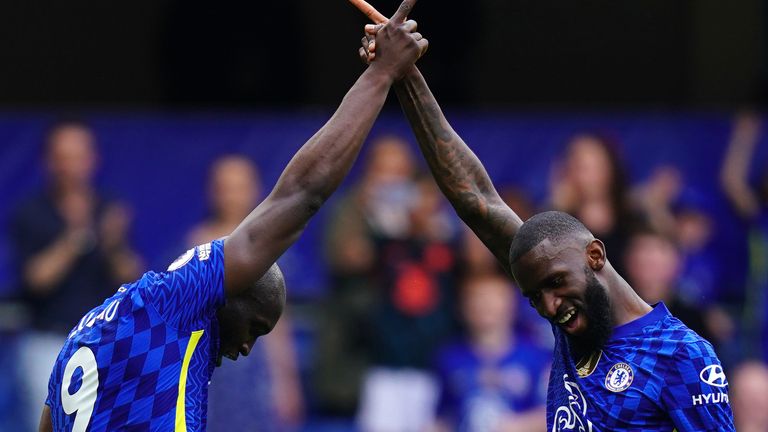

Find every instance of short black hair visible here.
[509,211,592,266]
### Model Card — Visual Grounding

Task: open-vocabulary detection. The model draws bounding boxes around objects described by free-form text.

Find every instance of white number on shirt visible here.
[61,346,99,432]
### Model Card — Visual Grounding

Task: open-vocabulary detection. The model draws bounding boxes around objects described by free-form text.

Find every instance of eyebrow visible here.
[520,283,537,296]
[536,271,567,290]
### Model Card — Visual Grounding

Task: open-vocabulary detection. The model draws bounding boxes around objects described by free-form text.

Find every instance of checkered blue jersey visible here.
[45,240,226,431]
[546,302,735,431]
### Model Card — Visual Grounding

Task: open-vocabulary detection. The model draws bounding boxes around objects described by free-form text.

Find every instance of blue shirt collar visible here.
[609,302,669,340]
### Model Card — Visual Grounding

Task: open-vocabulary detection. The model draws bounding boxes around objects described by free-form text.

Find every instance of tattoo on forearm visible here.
[395,73,521,269]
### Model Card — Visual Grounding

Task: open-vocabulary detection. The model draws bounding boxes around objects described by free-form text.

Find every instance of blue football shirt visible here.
[45,240,226,431]
[435,336,550,432]
[546,302,735,431]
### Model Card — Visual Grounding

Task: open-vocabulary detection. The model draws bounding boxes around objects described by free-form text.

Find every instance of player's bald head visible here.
[216,263,286,365]
[246,263,286,326]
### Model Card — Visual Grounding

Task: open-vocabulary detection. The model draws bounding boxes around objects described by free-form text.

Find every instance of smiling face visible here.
[512,236,614,356]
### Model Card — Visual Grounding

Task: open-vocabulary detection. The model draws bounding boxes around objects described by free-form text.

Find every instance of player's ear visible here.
[586,239,606,271]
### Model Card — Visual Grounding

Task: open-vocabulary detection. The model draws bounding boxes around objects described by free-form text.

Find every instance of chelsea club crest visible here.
[605,363,634,392]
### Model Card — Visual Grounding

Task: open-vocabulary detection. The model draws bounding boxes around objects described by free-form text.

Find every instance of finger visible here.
[365,23,384,35]
[361,34,376,53]
[359,47,370,64]
[402,19,417,33]
[411,32,422,41]
[348,0,388,24]
[417,38,429,57]
[362,35,375,51]
[391,0,417,24]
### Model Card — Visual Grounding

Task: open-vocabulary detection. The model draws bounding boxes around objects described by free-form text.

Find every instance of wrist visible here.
[366,62,397,85]
[399,65,419,81]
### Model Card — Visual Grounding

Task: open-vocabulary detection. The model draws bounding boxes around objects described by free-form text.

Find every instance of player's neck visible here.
[605,265,653,327]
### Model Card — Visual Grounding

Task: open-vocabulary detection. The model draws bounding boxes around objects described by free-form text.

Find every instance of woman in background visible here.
[187,155,304,432]
[549,133,637,273]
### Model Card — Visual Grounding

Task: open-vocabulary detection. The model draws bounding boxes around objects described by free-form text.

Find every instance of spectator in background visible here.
[623,229,734,346]
[432,274,548,432]
[461,186,553,347]
[730,361,768,432]
[9,120,143,430]
[319,135,461,431]
[187,155,303,431]
[357,170,461,432]
[673,190,721,305]
[721,112,768,360]
[316,136,418,416]
[633,166,721,305]
[633,165,683,239]
[185,155,263,245]
[549,133,637,274]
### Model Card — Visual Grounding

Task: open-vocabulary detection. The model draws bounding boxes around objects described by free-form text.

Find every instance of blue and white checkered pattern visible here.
[46,240,225,431]
[546,302,735,431]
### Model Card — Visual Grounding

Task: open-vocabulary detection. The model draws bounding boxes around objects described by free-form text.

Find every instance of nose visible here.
[540,291,562,319]
[239,342,252,357]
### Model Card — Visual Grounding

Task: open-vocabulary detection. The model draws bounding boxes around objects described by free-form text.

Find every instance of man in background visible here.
[730,360,768,432]
[10,120,143,430]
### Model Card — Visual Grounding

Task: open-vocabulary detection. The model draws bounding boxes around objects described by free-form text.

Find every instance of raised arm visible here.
[224,0,427,296]
[721,111,762,219]
[393,66,522,273]
[355,5,521,273]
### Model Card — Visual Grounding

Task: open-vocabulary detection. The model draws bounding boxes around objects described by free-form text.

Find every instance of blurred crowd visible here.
[3,114,768,432]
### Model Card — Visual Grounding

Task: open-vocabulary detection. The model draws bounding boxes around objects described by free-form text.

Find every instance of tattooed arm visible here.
[224,1,427,296]
[394,67,522,274]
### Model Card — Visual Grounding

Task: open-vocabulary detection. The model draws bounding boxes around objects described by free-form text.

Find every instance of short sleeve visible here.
[662,340,735,431]
[146,239,226,330]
